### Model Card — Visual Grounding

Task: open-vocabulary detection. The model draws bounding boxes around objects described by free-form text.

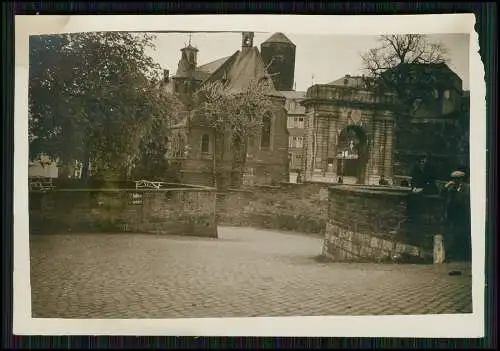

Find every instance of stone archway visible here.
[336,125,368,184]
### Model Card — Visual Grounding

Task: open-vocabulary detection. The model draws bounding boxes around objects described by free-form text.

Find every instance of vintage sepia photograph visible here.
[15,14,485,337]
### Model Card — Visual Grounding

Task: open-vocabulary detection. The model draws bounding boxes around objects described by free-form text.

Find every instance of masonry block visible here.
[29,187,218,238]
[322,185,445,263]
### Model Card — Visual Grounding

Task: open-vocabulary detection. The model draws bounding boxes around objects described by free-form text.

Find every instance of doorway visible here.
[336,125,368,184]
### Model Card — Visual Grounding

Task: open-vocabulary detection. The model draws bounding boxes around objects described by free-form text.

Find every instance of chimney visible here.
[163,69,170,83]
[242,32,254,51]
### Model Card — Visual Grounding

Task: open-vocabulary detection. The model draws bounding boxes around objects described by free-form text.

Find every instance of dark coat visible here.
[410,162,438,193]
[445,181,470,225]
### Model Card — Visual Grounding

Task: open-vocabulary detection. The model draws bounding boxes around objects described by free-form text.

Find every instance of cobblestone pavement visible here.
[30,227,473,318]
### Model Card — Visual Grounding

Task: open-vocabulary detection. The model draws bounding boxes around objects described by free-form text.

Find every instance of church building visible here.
[161,32,292,187]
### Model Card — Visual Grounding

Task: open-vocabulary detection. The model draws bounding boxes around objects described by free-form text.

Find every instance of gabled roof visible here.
[262,32,295,46]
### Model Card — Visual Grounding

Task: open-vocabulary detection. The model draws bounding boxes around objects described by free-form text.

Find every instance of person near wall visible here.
[296,171,302,184]
[443,170,471,262]
[379,175,389,186]
[410,155,438,194]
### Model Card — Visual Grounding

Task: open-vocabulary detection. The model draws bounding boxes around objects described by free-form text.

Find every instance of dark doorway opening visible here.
[337,125,368,184]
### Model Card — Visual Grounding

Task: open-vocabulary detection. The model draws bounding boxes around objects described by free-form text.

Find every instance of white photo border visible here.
[14,14,486,338]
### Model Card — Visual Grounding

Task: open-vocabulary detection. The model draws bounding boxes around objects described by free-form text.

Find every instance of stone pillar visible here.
[318,116,329,174]
[433,234,445,264]
[327,117,338,179]
[311,116,325,179]
[369,120,383,185]
[303,111,315,181]
[384,120,395,182]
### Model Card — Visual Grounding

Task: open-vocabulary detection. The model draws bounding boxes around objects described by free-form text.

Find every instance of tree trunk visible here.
[212,133,218,188]
[81,151,90,185]
[231,135,247,188]
[59,161,75,179]
[213,132,226,189]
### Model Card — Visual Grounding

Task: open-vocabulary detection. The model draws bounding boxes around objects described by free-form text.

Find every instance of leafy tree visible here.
[194,80,275,188]
[131,88,184,180]
[29,32,182,181]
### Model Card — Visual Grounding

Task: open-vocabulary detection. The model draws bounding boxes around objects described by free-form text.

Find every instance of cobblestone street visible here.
[30,227,473,318]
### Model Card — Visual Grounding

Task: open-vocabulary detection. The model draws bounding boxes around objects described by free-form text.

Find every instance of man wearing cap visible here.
[443,170,471,262]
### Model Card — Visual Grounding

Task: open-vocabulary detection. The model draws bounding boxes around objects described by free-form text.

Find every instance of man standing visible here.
[410,155,438,194]
[443,170,471,262]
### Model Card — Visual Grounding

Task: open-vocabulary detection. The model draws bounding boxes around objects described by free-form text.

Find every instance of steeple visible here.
[175,33,199,78]
[173,33,202,98]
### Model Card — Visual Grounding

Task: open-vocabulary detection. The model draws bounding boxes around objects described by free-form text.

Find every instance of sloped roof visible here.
[262,32,295,46]
[280,90,306,100]
[383,62,463,91]
[197,56,232,75]
[173,55,232,82]
[281,91,306,114]
[206,47,282,97]
[328,75,370,89]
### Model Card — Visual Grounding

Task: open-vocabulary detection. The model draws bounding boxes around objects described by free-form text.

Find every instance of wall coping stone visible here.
[29,183,216,194]
[328,184,442,199]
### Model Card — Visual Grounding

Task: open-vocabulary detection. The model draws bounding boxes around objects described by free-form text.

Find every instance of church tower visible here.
[172,34,201,98]
[260,32,296,91]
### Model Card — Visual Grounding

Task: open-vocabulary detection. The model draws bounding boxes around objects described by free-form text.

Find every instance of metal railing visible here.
[134,180,165,190]
[29,177,56,191]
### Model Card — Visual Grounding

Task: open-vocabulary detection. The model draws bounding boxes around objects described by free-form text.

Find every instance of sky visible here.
[146,32,470,92]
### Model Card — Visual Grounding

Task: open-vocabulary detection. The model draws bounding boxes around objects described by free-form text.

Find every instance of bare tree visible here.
[361,34,468,179]
[361,34,449,110]
[194,80,275,188]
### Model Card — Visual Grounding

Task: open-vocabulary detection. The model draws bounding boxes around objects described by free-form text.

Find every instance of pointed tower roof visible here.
[262,32,295,46]
[182,44,199,52]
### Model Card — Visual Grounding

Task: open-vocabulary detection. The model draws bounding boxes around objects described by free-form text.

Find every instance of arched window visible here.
[201,134,210,154]
[261,113,272,149]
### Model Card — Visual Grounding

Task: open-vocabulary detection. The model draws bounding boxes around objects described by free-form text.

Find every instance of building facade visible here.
[301,65,469,186]
[301,76,398,185]
[391,63,469,184]
[282,91,306,178]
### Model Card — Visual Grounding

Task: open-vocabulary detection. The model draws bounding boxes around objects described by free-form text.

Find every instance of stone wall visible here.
[29,186,218,238]
[322,185,445,263]
[216,182,329,234]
